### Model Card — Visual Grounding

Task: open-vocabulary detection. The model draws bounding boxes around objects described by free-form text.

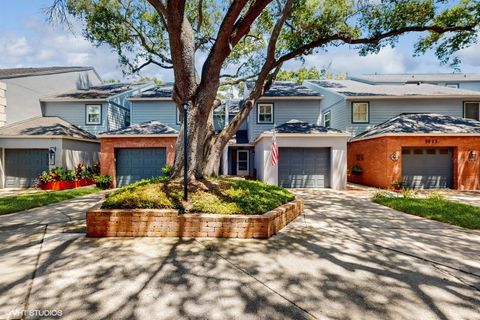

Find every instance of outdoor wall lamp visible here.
[48,147,56,165]
[468,150,477,161]
[182,101,189,201]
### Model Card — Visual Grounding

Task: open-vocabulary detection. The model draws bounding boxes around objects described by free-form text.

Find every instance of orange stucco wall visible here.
[348,136,480,190]
[100,137,177,187]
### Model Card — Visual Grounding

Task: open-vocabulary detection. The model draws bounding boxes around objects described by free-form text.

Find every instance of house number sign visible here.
[425,138,438,144]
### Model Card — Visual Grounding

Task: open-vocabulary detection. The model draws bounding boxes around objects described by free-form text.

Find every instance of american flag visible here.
[271,128,279,166]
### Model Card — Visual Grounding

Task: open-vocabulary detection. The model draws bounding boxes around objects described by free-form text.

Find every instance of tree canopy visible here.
[48,0,480,178]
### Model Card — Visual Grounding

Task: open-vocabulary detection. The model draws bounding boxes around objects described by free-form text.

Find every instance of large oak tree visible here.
[49,0,479,179]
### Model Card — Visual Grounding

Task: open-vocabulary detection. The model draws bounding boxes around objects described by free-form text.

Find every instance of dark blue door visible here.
[115,148,166,187]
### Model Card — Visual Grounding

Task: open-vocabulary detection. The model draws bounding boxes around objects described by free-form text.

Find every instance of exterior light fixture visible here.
[48,147,56,165]
[468,150,477,161]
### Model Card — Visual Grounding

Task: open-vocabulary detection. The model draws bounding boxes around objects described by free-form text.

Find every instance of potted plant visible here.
[351,164,363,175]
[390,180,404,191]
[94,175,113,190]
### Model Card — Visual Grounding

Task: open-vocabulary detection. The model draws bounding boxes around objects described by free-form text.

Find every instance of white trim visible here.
[257,103,274,124]
[40,98,107,102]
[128,97,173,101]
[463,101,480,120]
[350,132,480,142]
[257,96,323,101]
[0,135,99,143]
[346,95,480,100]
[323,110,331,127]
[236,150,249,176]
[254,132,350,144]
[86,104,102,125]
[98,134,179,138]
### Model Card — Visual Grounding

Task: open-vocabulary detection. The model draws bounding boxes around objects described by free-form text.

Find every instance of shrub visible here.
[351,164,363,175]
[427,190,446,201]
[161,165,174,177]
[94,175,113,190]
[190,192,242,214]
[103,183,173,209]
[401,188,417,199]
[371,189,390,200]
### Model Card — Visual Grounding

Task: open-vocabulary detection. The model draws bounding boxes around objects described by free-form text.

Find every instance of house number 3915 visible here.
[425,138,438,144]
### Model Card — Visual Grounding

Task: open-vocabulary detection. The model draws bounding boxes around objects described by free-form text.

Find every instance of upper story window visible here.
[352,102,369,123]
[464,102,480,121]
[176,108,182,124]
[257,103,274,124]
[85,104,101,125]
[323,110,331,128]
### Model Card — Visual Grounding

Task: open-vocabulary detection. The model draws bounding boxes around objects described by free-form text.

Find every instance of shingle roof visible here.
[214,100,242,114]
[350,73,480,84]
[42,82,150,100]
[130,83,173,99]
[247,81,323,97]
[0,117,96,140]
[308,80,480,97]
[0,66,94,79]
[352,113,480,140]
[99,121,178,136]
[267,119,344,134]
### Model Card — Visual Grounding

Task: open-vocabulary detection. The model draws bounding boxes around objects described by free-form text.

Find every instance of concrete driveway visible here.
[0,189,479,320]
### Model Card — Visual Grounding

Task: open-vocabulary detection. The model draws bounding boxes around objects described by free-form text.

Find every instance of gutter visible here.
[350,132,480,142]
[253,132,351,144]
[0,135,99,143]
[98,134,179,138]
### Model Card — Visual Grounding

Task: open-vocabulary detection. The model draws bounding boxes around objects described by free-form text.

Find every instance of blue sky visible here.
[1,0,479,81]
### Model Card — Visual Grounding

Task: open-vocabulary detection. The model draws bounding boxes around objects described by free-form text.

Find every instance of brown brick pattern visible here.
[87,199,304,238]
[348,136,480,190]
[100,136,177,187]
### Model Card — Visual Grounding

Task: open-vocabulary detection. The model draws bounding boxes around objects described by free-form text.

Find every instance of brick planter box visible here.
[87,199,303,239]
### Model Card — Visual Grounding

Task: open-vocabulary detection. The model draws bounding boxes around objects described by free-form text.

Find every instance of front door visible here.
[236,150,249,176]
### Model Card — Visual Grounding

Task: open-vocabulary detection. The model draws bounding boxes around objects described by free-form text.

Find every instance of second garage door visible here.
[5,149,49,188]
[116,148,166,187]
[278,147,331,188]
[402,147,453,189]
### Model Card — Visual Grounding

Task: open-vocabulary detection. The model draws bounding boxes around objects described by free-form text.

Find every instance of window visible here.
[323,111,331,128]
[176,108,182,124]
[446,83,459,89]
[352,102,369,123]
[257,103,273,124]
[464,102,480,121]
[85,104,101,125]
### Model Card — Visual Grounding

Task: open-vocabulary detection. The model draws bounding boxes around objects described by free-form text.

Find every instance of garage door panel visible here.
[116,148,166,187]
[278,147,331,188]
[5,149,49,188]
[402,148,453,189]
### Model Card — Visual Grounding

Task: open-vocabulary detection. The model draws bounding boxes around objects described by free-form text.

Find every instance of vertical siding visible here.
[131,101,180,130]
[43,101,108,135]
[346,98,466,136]
[248,99,322,142]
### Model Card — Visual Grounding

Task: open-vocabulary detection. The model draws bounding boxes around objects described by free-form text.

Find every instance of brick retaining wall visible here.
[87,199,303,239]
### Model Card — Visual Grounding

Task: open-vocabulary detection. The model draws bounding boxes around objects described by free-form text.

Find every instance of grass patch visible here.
[0,187,101,216]
[373,196,480,229]
[102,177,295,215]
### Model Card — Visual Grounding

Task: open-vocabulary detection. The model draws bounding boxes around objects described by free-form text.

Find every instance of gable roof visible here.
[99,120,178,136]
[307,80,480,99]
[272,119,344,134]
[247,81,323,98]
[0,66,94,79]
[350,73,480,84]
[352,113,480,141]
[0,116,97,140]
[41,82,150,101]
[129,83,174,100]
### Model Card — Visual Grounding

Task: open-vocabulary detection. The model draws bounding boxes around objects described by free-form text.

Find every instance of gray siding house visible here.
[305,80,480,136]
[41,82,154,135]
[0,66,102,126]
[0,117,99,188]
[349,73,480,91]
